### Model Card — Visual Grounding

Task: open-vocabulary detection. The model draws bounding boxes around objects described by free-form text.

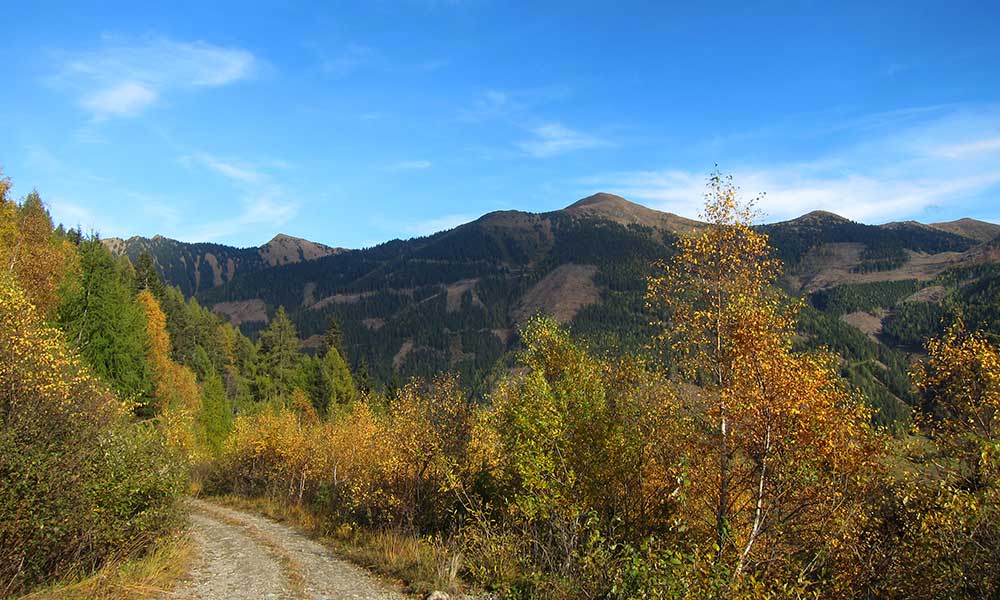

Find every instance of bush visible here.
[0,274,184,595]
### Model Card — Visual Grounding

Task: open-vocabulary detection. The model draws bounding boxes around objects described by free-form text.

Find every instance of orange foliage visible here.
[646,171,884,590]
[136,289,202,459]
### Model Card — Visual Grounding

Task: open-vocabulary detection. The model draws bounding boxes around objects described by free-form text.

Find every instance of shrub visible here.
[0,274,184,595]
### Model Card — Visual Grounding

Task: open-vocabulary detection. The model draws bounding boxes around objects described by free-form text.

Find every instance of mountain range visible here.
[103,233,344,297]
[105,193,1000,421]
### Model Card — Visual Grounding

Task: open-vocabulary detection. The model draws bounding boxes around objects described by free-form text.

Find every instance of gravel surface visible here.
[173,499,407,600]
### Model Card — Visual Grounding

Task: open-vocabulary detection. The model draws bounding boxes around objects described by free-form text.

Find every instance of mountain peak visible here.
[929,217,1000,243]
[795,210,850,222]
[566,192,632,210]
[266,233,299,244]
[259,233,343,267]
[561,192,701,234]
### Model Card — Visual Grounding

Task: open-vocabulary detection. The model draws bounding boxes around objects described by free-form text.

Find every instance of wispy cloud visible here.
[187,195,299,242]
[581,107,1000,224]
[404,213,473,236]
[389,159,433,170]
[181,153,265,184]
[176,150,298,242]
[518,123,609,158]
[80,81,156,118]
[52,36,257,119]
[458,86,571,122]
[930,136,1000,159]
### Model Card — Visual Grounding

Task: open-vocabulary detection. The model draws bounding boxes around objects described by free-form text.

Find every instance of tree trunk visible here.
[737,424,770,575]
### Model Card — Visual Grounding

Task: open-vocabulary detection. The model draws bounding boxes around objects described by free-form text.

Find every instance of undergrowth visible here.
[11,532,192,600]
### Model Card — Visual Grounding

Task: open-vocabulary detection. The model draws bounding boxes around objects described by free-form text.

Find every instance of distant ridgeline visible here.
[107,194,1000,425]
[103,233,343,296]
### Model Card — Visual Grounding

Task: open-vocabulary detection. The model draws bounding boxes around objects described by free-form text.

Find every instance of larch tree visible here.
[645,171,882,590]
[136,289,200,415]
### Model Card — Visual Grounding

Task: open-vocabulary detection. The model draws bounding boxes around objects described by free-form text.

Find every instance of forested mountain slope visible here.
[103,232,343,296]
[194,194,685,389]
[132,192,999,424]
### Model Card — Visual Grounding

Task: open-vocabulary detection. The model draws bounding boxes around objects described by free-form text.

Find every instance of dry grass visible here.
[210,299,269,326]
[514,263,600,325]
[13,532,192,600]
[840,310,885,339]
[788,242,974,293]
[332,528,463,596]
[210,495,465,596]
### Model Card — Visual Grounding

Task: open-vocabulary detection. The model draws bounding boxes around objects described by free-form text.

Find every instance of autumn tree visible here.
[645,171,882,591]
[881,318,1000,598]
[0,185,75,318]
[914,318,1000,487]
[465,317,686,594]
[133,291,222,470]
[384,375,470,531]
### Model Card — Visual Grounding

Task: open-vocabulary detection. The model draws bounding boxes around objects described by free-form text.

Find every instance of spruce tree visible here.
[319,346,357,413]
[355,356,374,394]
[321,314,345,356]
[58,238,153,407]
[135,249,164,297]
[257,306,300,402]
[198,373,233,454]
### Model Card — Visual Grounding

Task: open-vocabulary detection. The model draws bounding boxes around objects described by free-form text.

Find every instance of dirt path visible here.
[173,499,406,600]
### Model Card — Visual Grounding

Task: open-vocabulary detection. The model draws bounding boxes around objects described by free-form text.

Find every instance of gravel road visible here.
[172,499,407,600]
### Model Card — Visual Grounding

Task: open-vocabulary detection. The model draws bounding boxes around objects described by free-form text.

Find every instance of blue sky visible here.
[2,1,999,248]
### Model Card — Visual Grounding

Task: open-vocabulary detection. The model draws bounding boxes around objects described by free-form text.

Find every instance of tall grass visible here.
[12,532,192,600]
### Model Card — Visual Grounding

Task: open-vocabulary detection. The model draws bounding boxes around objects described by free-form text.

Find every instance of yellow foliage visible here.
[914,318,1000,484]
[0,272,127,428]
[220,379,471,532]
[290,387,319,425]
[135,289,203,461]
[0,272,183,593]
[0,185,75,319]
[646,171,884,590]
